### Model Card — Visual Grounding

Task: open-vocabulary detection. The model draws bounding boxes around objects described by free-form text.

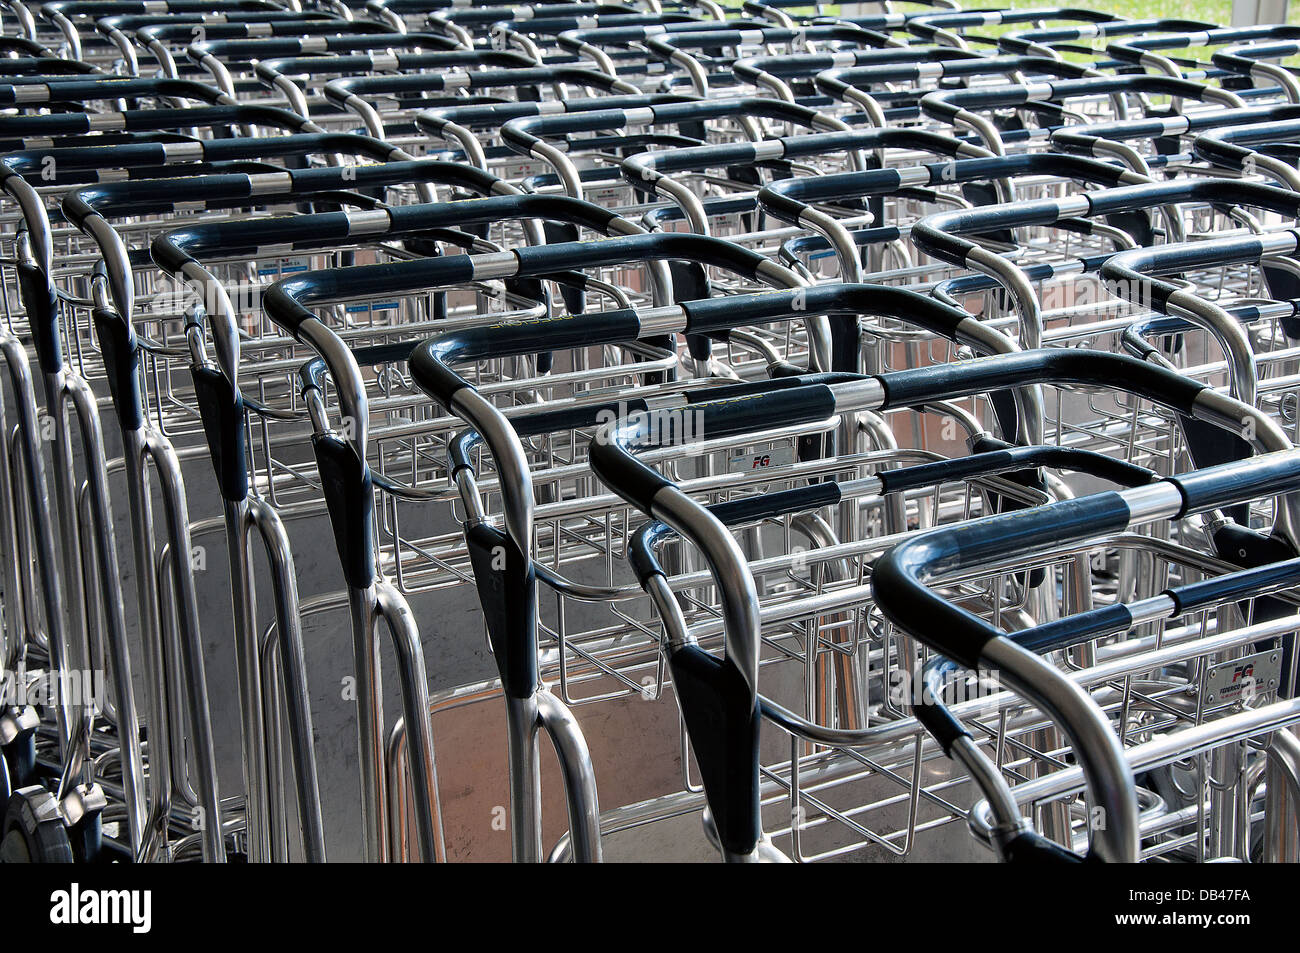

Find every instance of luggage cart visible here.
[3,0,1300,867]
[2,117,505,863]
[380,283,1018,859]
[56,148,597,862]
[259,229,831,859]
[587,346,1299,860]
[875,447,1300,861]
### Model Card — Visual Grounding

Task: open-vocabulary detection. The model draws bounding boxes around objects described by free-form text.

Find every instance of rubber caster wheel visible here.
[1,786,73,863]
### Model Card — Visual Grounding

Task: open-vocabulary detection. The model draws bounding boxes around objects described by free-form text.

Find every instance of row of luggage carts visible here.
[1,0,1299,864]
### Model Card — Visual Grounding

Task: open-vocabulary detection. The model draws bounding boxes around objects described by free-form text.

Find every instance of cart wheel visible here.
[1,786,73,863]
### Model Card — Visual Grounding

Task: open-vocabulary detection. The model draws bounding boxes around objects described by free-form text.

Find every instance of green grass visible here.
[893,0,1300,63]
[1002,0,1238,24]
[731,1,1300,64]
[775,0,1271,21]
[882,0,1289,25]
[1004,0,1300,64]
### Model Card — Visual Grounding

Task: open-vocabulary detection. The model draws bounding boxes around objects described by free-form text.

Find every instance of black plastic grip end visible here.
[91,306,144,433]
[191,365,249,502]
[464,522,539,699]
[312,433,376,592]
[669,644,761,857]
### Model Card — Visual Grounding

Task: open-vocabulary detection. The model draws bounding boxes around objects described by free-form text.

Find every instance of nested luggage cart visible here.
[0,0,1297,866]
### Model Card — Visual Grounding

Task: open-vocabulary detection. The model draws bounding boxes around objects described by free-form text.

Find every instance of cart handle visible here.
[183,27,464,94]
[1099,231,1300,407]
[257,47,527,82]
[268,231,810,463]
[0,130,409,179]
[257,41,513,113]
[751,0,900,12]
[501,98,850,198]
[554,18,767,55]
[643,23,893,53]
[488,11,698,51]
[503,97,846,153]
[1020,555,1300,659]
[137,17,391,48]
[1104,28,1290,87]
[0,133,373,373]
[98,9,323,30]
[874,448,1300,653]
[921,75,1245,155]
[0,102,320,139]
[737,45,978,111]
[761,152,1144,213]
[633,127,987,181]
[1051,103,1300,183]
[760,150,1145,285]
[1193,118,1300,189]
[621,127,982,239]
[431,2,644,28]
[419,93,694,132]
[995,16,1215,56]
[628,443,1157,585]
[38,0,294,59]
[1209,40,1300,104]
[63,161,488,325]
[269,230,797,337]
[414,283,1018,558]
[40,0,284,14]
[365,0,525,11]
[417,92,697,171]
[592,347,1300,548]
[0,36,55,56]
[447,349,1045,508]
[323,64,639,105]
[1105,23,1300,65]
[813,52,1095,124]
[874,447,1300,860]
[740,45,981,83]
[176,20,428,46]
[816,52,1093,97]
[1053,103,1300,156]
[0,75,235,107]
[913,6,1123,35]
[444,369,861,469]
[156,188,645,387]
[0,55,100,75]
[912,179,1300,352]
[412,281,1005,374]
[1212,37,1300,70]
[556,17,778,74]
